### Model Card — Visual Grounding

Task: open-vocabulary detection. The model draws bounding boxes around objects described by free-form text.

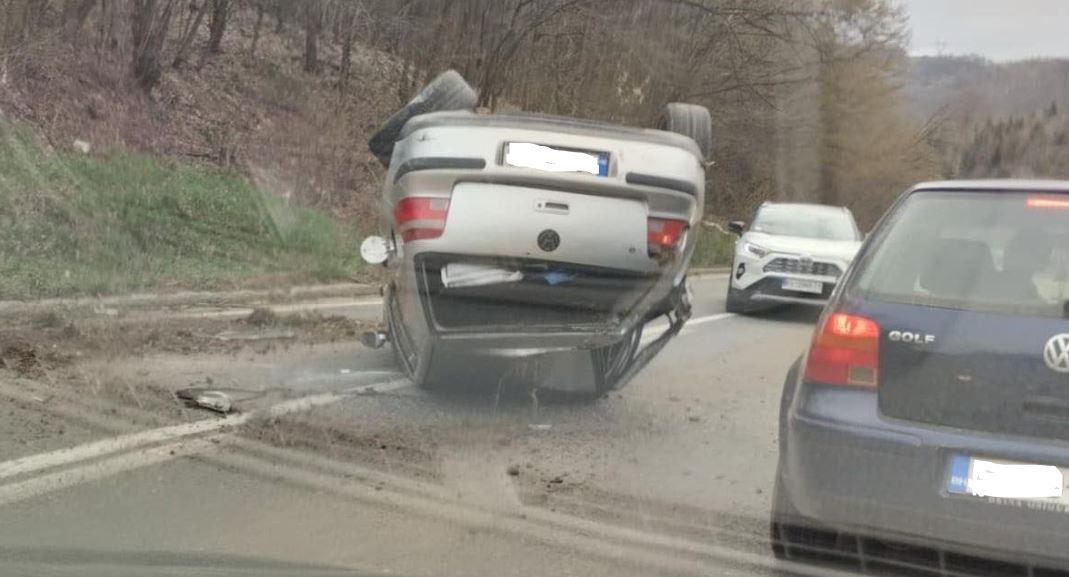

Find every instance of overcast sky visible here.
[901,0,1069,61]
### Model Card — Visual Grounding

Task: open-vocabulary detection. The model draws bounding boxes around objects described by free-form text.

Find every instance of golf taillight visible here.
[648,218,688,256]
[394,197,450,242]
[804,312,880,388]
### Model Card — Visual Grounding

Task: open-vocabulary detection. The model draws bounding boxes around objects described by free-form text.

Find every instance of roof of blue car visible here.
[913,179,1069,192]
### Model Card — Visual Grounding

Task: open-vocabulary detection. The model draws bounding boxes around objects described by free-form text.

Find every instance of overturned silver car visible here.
[360,71,711,397]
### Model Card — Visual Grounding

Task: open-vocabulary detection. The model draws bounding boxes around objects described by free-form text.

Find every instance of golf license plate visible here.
[504,142,610,177]
[782,278,823,294]
[948,454,1069,511]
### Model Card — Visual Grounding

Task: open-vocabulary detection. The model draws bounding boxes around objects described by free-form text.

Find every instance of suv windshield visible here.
[854,191,1069,318]
[751,205,859,241]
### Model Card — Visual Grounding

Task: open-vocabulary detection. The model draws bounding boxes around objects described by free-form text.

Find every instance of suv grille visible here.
[764,258,842,278]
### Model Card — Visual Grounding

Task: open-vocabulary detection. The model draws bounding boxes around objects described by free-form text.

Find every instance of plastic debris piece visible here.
[543,270,575,286]
[441,263,523,288]
[176,389,234,414]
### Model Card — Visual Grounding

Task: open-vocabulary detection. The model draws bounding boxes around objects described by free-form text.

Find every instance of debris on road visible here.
[1,342,42,377]
[507,464,521,477]
[176,389,235,414]
[245,307,278,326]
[528,423,553,432]
[213,328,296,342]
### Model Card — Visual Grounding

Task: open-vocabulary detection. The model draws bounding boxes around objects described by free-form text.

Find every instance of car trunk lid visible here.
[844,188,1069,440]
[852,300,1069,440]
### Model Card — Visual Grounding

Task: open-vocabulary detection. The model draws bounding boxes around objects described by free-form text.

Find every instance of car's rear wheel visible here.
[657,103,713,160]
[368,70,478,166]
[592,326,642,396]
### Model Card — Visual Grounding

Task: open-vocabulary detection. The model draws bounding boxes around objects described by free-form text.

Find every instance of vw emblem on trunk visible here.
[1044,334,1069,374]
[537,229,561,252]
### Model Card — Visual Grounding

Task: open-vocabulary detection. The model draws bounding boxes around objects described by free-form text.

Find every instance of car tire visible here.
[725,282,750,314]
[367,70,478,166]
[657,103,713,160]
[384,284,434,390]
[591,327,641,396]
[769,472,797,559]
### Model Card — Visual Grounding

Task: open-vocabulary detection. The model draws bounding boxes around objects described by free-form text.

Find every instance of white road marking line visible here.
[0,436,228,507]
[682,312,736,328]
[641,312,736,343]
[0,378,409,483]
[0,416,248,482]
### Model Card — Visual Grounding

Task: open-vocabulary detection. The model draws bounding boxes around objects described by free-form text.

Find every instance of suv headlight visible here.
[742,241,769,258]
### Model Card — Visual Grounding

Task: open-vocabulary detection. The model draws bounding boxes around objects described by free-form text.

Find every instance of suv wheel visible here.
[725,281,750,314]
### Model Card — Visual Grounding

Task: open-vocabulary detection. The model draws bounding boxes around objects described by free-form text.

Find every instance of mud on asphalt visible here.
[0,306,373,448]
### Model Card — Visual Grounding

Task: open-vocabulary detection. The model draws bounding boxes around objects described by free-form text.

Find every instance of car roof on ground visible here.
[913,179,1069,192]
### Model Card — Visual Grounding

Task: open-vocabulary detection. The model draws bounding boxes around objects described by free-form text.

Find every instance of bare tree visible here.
[131,0,179,89]
[206,0,230,53]
[173,0,209,67]
[303,0,323,73]
[247,0,266,58]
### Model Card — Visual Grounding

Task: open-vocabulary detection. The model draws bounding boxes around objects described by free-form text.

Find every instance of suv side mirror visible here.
[728,221,746,236]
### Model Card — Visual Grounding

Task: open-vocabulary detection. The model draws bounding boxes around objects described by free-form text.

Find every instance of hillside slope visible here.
[0,8,399,221]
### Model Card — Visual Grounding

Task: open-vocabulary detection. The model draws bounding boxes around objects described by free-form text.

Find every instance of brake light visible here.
[804,312,880,388]
[1027,196,1069,210]
[394,197,450,242]
[648,218,688,256]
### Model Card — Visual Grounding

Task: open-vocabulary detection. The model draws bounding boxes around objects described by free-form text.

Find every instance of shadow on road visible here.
[744,305,822,326]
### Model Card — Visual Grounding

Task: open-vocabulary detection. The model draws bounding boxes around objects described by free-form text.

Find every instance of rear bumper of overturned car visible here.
[780,387,1069,572]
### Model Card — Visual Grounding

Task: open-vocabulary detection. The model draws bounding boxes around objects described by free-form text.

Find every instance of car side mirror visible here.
[728,221,746,236]
[360,236,393,265]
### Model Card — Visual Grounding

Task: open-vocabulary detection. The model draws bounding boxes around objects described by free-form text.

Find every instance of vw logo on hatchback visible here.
[1044,334,1069,374]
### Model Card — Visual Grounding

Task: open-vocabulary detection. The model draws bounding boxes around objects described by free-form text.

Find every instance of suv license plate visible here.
[782,279,823,294]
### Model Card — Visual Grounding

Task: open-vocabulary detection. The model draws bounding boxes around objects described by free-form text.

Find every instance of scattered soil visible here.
[243,416,441,482]
[0,308,369,370]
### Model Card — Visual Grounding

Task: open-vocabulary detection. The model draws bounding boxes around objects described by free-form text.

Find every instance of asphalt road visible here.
[0,275,829,577]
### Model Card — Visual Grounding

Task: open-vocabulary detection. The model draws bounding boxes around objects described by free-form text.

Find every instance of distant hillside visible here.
[956,103,1069,179]
[905,55,1069,123]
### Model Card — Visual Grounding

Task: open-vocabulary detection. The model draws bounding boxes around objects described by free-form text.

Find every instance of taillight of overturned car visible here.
[647,218,688,257]
[395,197,450,242]
[804,312,880,388]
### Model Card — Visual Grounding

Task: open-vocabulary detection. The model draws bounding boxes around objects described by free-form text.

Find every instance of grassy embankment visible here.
[0,120,364,300]
[690,223,735,269]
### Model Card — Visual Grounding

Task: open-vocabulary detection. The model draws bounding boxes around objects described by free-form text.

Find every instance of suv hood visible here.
[745,232,861,262]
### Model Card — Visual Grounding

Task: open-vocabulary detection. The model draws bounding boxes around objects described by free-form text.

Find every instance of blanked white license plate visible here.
[504,142,610,176]
[781,278,823,294]
[948,454,1065,499]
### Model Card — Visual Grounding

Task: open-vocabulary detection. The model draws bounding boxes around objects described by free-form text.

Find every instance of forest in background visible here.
[0,0,949,228]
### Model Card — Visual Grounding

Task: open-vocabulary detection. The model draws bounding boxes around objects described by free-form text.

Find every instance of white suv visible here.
[727,202,862,313]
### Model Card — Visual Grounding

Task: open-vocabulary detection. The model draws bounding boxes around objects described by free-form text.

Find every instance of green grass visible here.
[0,120,365,300]
[690,223,735,269]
